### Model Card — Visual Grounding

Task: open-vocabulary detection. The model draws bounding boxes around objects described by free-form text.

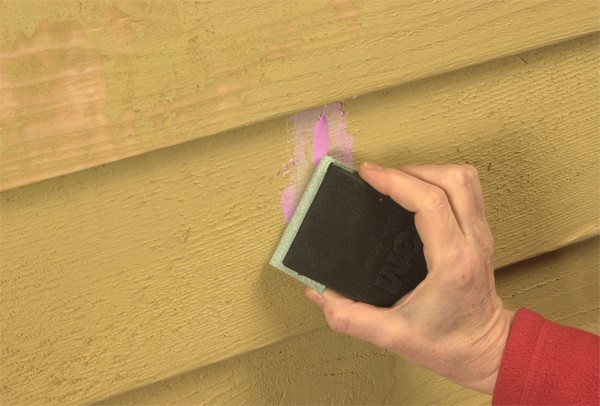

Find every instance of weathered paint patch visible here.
[280,102,353,222]
[313,113,329,167]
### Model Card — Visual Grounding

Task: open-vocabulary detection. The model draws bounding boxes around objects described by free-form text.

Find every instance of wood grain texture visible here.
[346,33,600,268]
[98,236,600,405]
[1,35,598,404]
[1,0,599,190]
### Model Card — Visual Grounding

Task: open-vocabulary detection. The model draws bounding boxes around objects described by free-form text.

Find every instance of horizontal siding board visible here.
[0,35,598,404]
[1,0,599,190]
[346,33,600,267]
[98,237,599,405]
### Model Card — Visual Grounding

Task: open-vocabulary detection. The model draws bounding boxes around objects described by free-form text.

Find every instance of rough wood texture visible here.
[1,0,599,190]
[345,34,600,266]
[98,237,600,405]
[1,35,598,404]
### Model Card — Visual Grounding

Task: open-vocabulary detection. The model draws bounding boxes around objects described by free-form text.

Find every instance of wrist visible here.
[461,307,516,395]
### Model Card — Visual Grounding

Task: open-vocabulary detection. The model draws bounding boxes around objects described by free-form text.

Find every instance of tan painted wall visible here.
[98,237,600,405]
[0,2,599,405]
[1,0,598,190]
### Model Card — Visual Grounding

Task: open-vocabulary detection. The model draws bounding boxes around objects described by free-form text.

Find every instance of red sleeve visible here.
[493,308,599,405]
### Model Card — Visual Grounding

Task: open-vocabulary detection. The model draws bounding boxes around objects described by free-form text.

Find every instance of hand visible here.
[306,163,515,394]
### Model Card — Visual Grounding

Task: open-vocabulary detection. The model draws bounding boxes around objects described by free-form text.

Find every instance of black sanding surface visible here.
[283,164,427,307]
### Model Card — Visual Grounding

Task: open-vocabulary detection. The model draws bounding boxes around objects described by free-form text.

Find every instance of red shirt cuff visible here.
[492,308,599,405]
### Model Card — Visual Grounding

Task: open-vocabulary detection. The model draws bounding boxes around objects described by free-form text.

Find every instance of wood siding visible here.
[98,237,600,405]
[0,2,598,404]
[1,0,598,190]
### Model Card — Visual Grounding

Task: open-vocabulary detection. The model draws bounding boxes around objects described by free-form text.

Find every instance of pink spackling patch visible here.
[280,185,297,223]
[327,102,353,167]
[280,103,353,223]
[281,110,315,223]
[282,158,297,178]
[313,113,329,167]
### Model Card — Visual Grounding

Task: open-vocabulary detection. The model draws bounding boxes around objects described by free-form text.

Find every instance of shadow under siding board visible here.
[1,0,599,190]
[96,237,599,405]
[1,34,599,405]
[497,237,600,334]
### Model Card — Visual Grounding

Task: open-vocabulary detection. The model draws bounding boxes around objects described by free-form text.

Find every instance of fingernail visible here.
[305,288,326,308]
[363,162,383,171]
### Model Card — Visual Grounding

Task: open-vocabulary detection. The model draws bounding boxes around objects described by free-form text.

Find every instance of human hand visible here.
[305,163,515,394]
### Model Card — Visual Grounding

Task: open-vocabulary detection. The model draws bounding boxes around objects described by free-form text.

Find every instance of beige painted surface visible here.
[1,0,599,190]
[344,34,600,265]
[1,34,598,404]
[99,237,600,405]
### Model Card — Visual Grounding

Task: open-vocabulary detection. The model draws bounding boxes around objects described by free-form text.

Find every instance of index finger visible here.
[358,163,464,257]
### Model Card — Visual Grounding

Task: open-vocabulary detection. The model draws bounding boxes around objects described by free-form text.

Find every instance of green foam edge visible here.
[269,155,356,292]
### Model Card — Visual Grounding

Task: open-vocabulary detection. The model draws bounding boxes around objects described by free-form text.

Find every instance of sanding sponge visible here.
[269,155,428,307]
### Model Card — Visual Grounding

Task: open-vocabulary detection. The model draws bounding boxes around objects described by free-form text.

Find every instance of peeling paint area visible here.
[280,102,353,223]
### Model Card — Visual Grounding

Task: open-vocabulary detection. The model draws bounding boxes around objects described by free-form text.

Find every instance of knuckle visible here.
[384,169,406,196]
[446,165,474,188]
[325,305,350,335]
[383,168,402,184]
[462,164,479,181]
[422,187,448,213]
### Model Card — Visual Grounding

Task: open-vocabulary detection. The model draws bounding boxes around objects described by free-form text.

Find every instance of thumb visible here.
[306,287,402,351]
